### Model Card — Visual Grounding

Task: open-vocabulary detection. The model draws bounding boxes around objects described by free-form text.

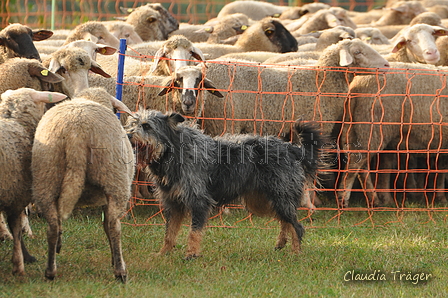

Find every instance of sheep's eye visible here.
[142,123,151,131]
[147,17,156,23]
[57,66,67,74]
[265,29,274,36]
[354,50,362,55]
[125,33,130,38]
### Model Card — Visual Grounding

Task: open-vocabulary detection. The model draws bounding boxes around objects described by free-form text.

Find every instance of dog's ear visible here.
[167,112,185,126]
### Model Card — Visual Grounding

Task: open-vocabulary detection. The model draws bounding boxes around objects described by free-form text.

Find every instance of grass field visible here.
[0,205,447,297]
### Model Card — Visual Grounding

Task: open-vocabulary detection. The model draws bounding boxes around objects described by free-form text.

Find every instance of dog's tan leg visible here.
[158,207,184,255]
[185,229,203,260]
[275,220,290,250]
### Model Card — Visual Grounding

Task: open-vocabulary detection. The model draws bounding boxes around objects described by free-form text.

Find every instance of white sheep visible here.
[63,21,120,48]
[0,58,64,95]
[355,27,390,45]
[122,4,178,41]
[0,23,53,63]
[196,17,298,60]
[385,24,448,65]
[295,7,357,35]
[60,40,116,61]
[43,47,111,98]
[103,21,144,45]
[31,87,135,282]
[88,64,223,119]
[372,1,427,26]
[202,39,390,137]
[0,87,67,275]
[279,3,330,20]
[95,35,205,77]
[337,62,448,207]
[217,0,289,20]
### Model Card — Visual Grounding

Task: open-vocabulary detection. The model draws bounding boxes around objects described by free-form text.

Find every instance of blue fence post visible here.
[116,38,127,119]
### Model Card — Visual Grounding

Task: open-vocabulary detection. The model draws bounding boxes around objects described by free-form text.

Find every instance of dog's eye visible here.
[142,123,151,131]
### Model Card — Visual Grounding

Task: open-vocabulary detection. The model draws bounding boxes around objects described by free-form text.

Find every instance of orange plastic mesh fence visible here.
[119,46,448,228]
[1,0,382,29]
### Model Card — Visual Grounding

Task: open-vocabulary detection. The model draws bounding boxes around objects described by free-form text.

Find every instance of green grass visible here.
[0,207,447,297]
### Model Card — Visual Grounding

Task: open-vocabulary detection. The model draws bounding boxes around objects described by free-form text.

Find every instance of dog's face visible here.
[126,109,185,164]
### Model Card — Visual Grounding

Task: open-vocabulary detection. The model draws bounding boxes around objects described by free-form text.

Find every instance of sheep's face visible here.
[0,24,51,61]
[392,24,447,65]
[158,66,223,115]
[337,39,390,72]
[148,3,179,33]
[262,19,298,53]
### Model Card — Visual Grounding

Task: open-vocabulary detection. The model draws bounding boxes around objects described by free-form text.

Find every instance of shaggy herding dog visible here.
[126,110,325,259]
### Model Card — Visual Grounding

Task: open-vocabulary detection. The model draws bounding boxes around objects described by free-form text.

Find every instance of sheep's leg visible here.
[21,236,36,264]
[103,195,127,283]
[335,144,369,208]
[158,203,185,256]
[44,203,61,281]
[102,206,113,266]
[7,212,25,275]
[0,212,13,241]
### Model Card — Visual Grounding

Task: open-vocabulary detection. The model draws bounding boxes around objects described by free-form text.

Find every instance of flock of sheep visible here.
[1,0,448,282]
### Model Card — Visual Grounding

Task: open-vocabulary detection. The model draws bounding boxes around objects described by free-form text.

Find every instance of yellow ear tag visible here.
[127,9,133,13]
[273,13,280,18]
[205,27,212,32]
[397,43,402,49]
[366,37,371,40]
[241,25,248,30]
[101,48,107,54]
[41,69,49,76]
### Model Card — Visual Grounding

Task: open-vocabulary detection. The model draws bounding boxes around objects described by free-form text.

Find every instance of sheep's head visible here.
[0,23,53,61]
[158,65,223,114]
[391,24,448,65]
[236,18,298,53]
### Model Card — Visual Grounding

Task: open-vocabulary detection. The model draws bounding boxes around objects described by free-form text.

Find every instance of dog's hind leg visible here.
[275,220,293,250]
[159,204,185,255]
[274,207,305,253]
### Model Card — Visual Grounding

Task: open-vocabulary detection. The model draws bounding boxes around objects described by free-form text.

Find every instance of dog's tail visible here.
[291,121,327,182]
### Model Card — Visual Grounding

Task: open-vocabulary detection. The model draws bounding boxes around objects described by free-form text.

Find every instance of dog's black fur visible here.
[126,110,325,259]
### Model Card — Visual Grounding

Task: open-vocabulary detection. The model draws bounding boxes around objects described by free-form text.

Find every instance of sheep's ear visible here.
[391,37,406,53]
[48,58,61,74]
[109,96,133,115]
[158,77,178,96]
[191,45,206,62]
[114,16,128,21]
[325,13,340,28]
[90,60,111,78]
[203,79,224,98]
[82,32,99,43]
[432,27,448,36]
[120,7,134,14]
[339,48,353,66]
[390,6,407,14]
[32,29,53,41]
[96,44,117,55]
[30,90,67,104]
[29,64,65,83]
[167,112,185,126]
[150,47,167,73]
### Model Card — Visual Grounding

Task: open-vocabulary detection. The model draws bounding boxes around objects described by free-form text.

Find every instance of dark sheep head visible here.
[0,23,53,61]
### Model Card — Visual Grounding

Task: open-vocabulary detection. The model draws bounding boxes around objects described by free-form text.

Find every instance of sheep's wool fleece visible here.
[32,98,134,216]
